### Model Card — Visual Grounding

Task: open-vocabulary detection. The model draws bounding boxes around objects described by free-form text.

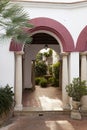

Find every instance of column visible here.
[62,52,70,110]
[80,52,87,81]
[80,52,87,111]
[23,57,32,88]
[59,60,62,89]
[31,60,35,90]
[14,51,24,111]
[69,52,79,82]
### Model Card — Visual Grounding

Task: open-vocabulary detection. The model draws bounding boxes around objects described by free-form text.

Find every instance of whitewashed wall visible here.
[0,1,87,87]
[18,1,87,46]
[0,39,14,88]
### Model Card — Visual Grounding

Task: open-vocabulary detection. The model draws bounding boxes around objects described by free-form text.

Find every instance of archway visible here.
[10,17,74,52]
[76,26,87,82]
[10,17,74,111]
[23,43,63,110]
[76,26,87,52]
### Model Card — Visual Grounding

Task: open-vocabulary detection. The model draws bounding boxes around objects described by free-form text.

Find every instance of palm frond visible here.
[0,0,10,13]
[0,0,33,44]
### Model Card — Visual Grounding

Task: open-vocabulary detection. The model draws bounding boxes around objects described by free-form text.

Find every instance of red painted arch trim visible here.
[10,17,74,52]
[29,17,74,52]
[76,26,87,52]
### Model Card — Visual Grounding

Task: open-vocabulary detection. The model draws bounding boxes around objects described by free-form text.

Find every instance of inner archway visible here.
[22,32,63,110]
[22,32,61,88]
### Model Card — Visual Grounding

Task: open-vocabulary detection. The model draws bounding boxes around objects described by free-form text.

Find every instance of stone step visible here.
[14,107,71,117]
[13,107,87,117]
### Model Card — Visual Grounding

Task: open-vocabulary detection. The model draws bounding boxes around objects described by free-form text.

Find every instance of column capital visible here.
[15,51,24,55]
[61,52,69,57]
[80,51,87,56]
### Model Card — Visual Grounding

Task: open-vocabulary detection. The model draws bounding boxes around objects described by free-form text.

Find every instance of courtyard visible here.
[22,85,63,111]
[0,113,87,130]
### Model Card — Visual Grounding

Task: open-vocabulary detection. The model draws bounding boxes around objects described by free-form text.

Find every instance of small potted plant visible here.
[65,77,87,110]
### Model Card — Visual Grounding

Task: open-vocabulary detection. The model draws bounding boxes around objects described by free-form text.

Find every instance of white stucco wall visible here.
[17,1,87,46]
[0,39,14,88]
[0,1,87,87]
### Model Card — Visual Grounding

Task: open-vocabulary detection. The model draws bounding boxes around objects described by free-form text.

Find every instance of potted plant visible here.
[65,77,87,110]
[0,84,14,125]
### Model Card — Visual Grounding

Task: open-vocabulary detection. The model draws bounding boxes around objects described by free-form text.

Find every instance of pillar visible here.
[69,52,79,82]
[14,51,24,111]
[80,52,87,111]
[62,52,70,110]
[80,52,87,81]
[59,60,62,89]
[31,60,35,90]
[23,56,32,88]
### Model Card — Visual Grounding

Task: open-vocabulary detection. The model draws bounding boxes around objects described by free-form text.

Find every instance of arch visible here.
[76,26,87,52]
[9,17,74,52]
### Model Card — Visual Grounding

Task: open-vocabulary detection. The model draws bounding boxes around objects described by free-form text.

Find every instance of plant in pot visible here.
[65,77,87,110]
[0,84,14,125]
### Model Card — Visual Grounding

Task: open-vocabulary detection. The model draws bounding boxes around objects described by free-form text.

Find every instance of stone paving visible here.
[0,114,87,130]
[22,86,63,111]
[0,86,87,130]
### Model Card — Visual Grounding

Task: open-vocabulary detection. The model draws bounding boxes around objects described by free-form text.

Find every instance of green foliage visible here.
[39,78,48,88]
[43,52,50,58]
[35,61,47,77]
[48,65,52,75]
[43,49,53,58]
[0,84,14,116]
[0,0,33,44]
[36,53,43,62]
[53,62,60,78]
[48,77,59,87]
[35,77,41,85]
[49,49,53,56]
[66,78,87,101]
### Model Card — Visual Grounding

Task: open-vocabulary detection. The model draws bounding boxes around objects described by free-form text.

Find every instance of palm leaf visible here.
[0,0,33,44]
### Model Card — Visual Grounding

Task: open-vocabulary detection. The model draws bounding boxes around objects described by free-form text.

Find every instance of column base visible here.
[71,110,81,120]
[14,104,23,111]
[63,103,71,110]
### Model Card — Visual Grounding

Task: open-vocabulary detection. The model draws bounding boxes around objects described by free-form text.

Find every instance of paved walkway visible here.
[1,86,87,130]
[22,86,63,111]
[0,114,87,130]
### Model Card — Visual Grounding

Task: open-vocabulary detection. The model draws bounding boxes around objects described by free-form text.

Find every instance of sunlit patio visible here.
[22,85,63,111]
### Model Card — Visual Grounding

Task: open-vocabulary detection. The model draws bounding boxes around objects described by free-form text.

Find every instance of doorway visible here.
[22,32,63,111]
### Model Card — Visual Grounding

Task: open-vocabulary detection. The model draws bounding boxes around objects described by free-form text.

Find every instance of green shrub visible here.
[48,65,52,75]
[48,77,54,84]
[53,62,60,78]
[35,77,41,85]
[43,49,53,58]
[66,78,87,101]
[39,78,48,88]
[36,52,43,62]
[35,61,47,77]
[0,84,14,116]
[48,77,59,87]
